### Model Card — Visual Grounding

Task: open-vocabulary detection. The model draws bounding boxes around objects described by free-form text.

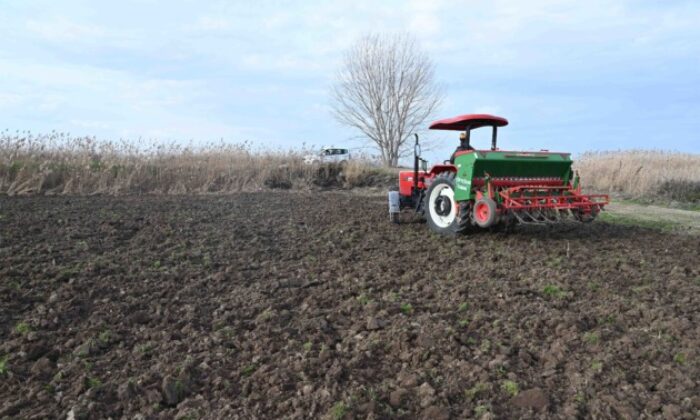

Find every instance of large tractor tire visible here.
[473,197,498,228]
[424,172,468,235]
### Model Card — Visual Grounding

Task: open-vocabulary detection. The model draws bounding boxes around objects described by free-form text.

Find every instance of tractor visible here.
[388,114,609,234]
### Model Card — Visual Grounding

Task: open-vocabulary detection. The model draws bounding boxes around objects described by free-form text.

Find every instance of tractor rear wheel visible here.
[473,197,498,228]
[424,172,465,235]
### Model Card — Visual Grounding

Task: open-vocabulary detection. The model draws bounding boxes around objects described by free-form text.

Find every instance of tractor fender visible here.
[422,164,457,189]
[427,164,457,177]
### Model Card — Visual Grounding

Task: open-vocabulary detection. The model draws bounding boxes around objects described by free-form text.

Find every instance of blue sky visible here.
[1,0,699,163]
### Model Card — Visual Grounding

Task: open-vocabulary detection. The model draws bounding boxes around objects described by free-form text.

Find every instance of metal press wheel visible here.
[473,197,498,228]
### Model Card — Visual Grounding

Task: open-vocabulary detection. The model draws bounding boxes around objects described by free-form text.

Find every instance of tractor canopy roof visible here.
[429,114,508,131]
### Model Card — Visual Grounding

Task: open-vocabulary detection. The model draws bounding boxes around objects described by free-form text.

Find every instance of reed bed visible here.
[2,131,698,201]
[575,150,700,201]
[0,131,392,195]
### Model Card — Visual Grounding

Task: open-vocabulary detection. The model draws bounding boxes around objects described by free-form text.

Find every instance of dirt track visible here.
[1,192,698,419]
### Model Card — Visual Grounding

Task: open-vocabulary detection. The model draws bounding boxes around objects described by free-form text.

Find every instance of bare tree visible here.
[331,33,443,167]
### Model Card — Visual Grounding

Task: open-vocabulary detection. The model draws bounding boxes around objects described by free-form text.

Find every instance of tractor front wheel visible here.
[424,173,463,235]
[473,197,498,228]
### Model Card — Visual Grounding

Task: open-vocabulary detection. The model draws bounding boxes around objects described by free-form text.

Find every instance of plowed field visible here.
[1,193,698,419]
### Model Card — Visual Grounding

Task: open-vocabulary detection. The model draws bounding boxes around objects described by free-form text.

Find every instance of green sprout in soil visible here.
[98,330,112,345]
[501,380,519,396]
[220,327,235,340]
[174,379,186,395]
[458,319,469,328]
[458,302,469,312]
[599,314,616,325]
[631,284,651,294]
[583,332,600,345]
[474,405,490,416]
[495,365,507,377]
[15,322,30,335]
[241,364,257,377]
[546,256,564,268]
[75,339,96,359]
[356,294,370,305]
[364,386,378,401]
[257,309,273,321]
[480,339,491,353]
[673,352,686,365]
[136,343,154,355]
[303,341,313,352]
[400,303,413,314]
[0,355,7,376]
[465,383,487,400]
[329,401,349,420]
[591,360,603,372]
[543,285,564,298]
[85,377,101,389]
[57,265,81,281]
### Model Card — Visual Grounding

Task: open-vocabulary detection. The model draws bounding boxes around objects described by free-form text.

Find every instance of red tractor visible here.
[388,114,609,234]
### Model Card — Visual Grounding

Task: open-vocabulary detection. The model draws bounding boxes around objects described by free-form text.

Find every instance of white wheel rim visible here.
[428,183,456,228]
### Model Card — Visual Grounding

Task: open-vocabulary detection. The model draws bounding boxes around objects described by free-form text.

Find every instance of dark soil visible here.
[1,193,698,419]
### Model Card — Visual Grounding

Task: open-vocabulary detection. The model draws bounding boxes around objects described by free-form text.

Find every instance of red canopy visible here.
[429,114,508,131]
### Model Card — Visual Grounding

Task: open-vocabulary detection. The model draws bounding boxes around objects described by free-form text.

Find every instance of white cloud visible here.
[69,119,112,130]
[407,0,444,38]
[0,93,25,109]
[25,17,105,43]
[188,16,232,33]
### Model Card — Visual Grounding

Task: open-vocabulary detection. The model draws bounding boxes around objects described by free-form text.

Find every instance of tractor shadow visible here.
[505,220,669,240]
[395,211,427,224]
[394,211,673,240]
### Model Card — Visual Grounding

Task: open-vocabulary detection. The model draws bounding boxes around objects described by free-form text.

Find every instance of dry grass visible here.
[2,132,698,201]
[575,150,700,201]
[0,131,393,195]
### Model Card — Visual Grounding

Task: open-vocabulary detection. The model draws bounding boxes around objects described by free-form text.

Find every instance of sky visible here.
[1,0,699,163]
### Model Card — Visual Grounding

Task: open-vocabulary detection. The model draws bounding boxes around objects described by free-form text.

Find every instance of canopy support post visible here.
[491,126,498,150]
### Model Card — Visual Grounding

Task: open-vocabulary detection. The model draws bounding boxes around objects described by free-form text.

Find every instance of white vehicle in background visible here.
[303,147,351,165]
